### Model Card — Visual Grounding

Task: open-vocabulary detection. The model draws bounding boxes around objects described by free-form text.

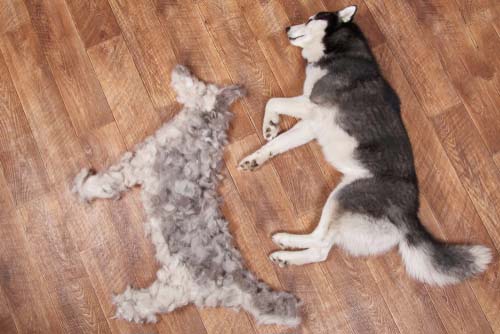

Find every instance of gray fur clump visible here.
[72,65,300,327]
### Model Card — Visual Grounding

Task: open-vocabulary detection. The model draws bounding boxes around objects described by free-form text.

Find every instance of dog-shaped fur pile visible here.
[72,65,300,327]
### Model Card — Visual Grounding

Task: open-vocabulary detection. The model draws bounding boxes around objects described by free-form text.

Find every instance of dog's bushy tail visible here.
[399,216,491,285]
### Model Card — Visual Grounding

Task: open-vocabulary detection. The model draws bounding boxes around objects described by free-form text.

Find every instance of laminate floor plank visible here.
[153,1,254,140]
[106,0,178,120]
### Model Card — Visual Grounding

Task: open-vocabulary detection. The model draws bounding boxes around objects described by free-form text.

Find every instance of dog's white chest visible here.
[303,64,327,97]
[311,107,369,177]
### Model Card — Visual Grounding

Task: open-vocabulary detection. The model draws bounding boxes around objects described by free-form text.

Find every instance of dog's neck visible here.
[302,46,325,63]
[301,38,326,63]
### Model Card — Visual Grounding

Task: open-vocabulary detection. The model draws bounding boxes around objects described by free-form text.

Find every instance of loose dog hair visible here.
[73,65,300,326]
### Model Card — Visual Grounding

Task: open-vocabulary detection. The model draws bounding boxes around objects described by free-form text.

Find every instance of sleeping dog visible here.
[239,6,491,285]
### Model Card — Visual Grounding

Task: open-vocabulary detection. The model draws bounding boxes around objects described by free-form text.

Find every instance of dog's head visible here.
[171,65,245,113]
[286,6,357,62]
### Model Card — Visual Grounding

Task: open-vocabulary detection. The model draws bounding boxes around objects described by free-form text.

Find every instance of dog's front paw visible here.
[272,233,292,249]
[269,251,289,268]
[263,100,281,141]
[262,116,280,141]
[238,157,260,171]
[238,150,268,171]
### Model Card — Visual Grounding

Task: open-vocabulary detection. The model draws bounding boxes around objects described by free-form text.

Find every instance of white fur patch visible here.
[334,214,402,256]
[313,106,371,177]
[338,6,357,23]
[469,245,493,273]
[287,20,327,63]
[399,243,492,286]
[303,64,327,96]
[399,242,460,286]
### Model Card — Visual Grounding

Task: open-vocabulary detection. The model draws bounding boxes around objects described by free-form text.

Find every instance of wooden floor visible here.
[0,0,499,333]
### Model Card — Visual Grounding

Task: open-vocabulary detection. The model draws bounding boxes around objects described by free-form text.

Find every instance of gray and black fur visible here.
[241,7,492,285]
[314,10,490,284]
[73,66,300,326]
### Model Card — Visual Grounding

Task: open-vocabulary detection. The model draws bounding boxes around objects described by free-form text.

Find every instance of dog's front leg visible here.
[263,96,313,140]
[239,120,315,171]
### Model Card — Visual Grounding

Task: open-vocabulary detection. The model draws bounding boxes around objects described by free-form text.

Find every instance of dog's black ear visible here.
[338,5,357,23]
[216,85,246,107]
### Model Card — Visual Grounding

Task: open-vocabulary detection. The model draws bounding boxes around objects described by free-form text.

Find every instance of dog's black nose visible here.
[285,26,291,33]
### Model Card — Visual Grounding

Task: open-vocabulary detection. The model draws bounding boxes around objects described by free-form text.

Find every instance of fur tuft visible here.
[400,234,492,286]
[217,85,246,107]
[71,168,94,202]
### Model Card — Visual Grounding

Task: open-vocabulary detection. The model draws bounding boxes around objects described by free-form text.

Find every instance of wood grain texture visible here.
[300,211,397,334]
[494,153,500,170]
[0,8,111,329]
[0,212,64,334]
[364,0,461,115]
[87,35,161,148]
[0,20,86,184]
[18,195,111,334]
[0,12,113,253]
[65,0,121,48]
[373,42,500,334]
[0,52,49,205]
[153,0,254,140]
[1,0,499,333]
[24,0,115,135]
[0,287,18,334]
[432,105,500,249]
[407,0,500,154]
[106,0,178,120]
[0,167,15,219]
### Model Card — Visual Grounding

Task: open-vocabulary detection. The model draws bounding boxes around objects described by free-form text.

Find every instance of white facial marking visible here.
[287,19,328,62]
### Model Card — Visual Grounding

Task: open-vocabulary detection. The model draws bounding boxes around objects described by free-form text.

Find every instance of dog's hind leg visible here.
[113,265,194,323]
[269,247,330,266]
[207,269,301,327]
[271,180,345,250]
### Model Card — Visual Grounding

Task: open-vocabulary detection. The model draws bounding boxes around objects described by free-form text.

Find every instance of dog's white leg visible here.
[239,120,315,171]
[272,187,339,249]
[269,247,330,266]
[72,145,149,202]
[263,96,314,140]
[272,233,325,249]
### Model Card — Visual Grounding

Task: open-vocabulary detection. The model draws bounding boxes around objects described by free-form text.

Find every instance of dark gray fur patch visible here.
[147,79,299,323]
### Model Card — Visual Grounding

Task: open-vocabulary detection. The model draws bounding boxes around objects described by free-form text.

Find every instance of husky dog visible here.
[239,6,491,285]
[73,66,300,326]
